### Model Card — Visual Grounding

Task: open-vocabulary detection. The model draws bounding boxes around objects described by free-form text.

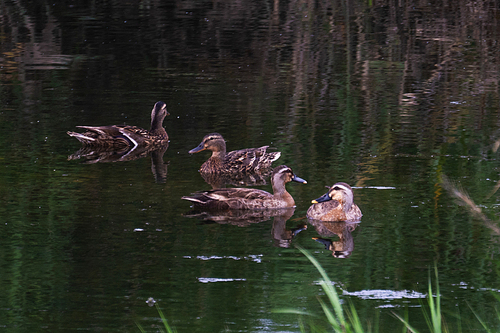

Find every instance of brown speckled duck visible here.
[182,165,306,210]
[67,101,169,149]
[188,132,281,173]
[307,182,362,221]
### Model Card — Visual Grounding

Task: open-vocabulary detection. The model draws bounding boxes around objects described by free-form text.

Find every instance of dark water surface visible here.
[2,1,500,332]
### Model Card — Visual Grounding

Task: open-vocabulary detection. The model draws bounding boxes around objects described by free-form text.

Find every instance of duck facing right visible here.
[306,182,362,222]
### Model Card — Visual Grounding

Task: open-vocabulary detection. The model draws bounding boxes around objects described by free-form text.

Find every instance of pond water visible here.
[2,1,500,332]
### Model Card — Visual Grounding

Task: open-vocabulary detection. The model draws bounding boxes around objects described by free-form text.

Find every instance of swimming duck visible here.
[306,182,362,221]
[182,165,307,210]
[188,132,281,173]
[67,101,169,149]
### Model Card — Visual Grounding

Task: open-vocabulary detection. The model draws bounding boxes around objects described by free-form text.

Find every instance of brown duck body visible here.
[189,133,281,173]
[182,165,306,210]
[67,101,169,149]
[307,182,362,222]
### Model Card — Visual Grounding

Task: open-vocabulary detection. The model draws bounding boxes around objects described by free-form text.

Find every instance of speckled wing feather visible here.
[225,146,281,172]
[182,188,275,210]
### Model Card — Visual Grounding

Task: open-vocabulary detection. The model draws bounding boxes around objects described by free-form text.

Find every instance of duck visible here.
[306,182,362,221]
[188,132,281,173]
[182,165,307,210]
[67,101,169,149]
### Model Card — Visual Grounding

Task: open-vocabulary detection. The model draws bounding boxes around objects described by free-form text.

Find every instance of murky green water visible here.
[2,1,500,332]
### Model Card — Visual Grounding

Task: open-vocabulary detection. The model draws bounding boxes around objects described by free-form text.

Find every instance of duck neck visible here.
[341,198,352,213]
[210,142,227,160]
[151,116,162,130]
[272,179,294,204]
[150,116,167,136]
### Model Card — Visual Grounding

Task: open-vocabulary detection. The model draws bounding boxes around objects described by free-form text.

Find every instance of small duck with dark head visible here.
[188,132,281,173]
[67,101,169,149]
[307,182,362,221]
[182,165,307,210]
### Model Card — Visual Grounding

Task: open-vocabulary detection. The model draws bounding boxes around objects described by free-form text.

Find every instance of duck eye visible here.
[332,186,341,191]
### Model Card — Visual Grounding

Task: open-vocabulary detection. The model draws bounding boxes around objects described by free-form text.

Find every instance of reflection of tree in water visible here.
[3,0,500,188]
[1,1,73,103]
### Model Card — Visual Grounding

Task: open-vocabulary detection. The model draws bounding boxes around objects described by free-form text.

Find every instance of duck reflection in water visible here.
[185,207,296,227]
[182,165,307,210]
[306,182,362,222]
[68,145,169,183]
[188,132,281,174]
[271,209,307,248]
[308,220,359,258]
[184,207,305,247]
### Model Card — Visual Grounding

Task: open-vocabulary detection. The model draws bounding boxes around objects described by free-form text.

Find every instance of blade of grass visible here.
[317,294,343,331]
[155,303,175,333]
[346,301,365,333]
[392,311,420,333]
[297,245,346,325]
[273,308,315,316]
[429,264,442,333]
[135,321,147,333]
[467,303,493,333]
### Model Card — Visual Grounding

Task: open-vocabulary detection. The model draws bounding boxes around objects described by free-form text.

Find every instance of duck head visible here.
[271,165,307,188]
[150,101,169,130]
[189,132,226,154]
[311,182,354,212]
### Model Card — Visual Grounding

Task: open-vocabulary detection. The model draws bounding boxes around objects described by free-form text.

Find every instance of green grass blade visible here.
[467,303,493,333]
[273,308,315,316]
[155,303,176,333]
[347,301,365,333]
[392,311,420,333]
[135,321,147,333]
[298,245,346,325]
[317,293,342,331]
[428,264,442,333]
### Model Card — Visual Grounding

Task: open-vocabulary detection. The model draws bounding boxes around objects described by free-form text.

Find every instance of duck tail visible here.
[181,194,209,205]
[67,131,96,144]
[268,151,281,162]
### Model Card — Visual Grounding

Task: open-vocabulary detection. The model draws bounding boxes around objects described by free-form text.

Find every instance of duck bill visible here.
[311,192,331,204]
[189,143,205,154]
[292,175,307,184]
[312,237,332,249]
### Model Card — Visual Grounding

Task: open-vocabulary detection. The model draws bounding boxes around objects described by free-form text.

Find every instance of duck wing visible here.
[182,188,274,210]
[226,146,281,172]
[307,200,341,220]
[67,125,131,148]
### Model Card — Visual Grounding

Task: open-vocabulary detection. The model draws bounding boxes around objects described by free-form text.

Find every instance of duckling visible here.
[67,101,169,149]
[306,182,362,221]
[182,165,306,210]
[188,133,281,173]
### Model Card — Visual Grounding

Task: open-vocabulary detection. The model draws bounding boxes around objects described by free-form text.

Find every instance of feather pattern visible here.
[67,101,169,149]
[189,133,281,173]
[307,182,362,221]
[182,165,307,210]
